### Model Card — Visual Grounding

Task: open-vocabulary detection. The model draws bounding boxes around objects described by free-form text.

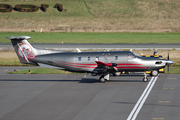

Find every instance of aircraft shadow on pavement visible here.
[0,79,81,82]
[114,102,180,108]
[80,78,143,83]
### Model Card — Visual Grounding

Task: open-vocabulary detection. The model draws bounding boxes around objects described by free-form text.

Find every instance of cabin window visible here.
[96,56,99,61]
[78,57,81,61]
[104,54,108,60]
[115,56,118,60]
[88,56,90,61]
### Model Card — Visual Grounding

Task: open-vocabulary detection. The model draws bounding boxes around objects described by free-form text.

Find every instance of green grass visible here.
[2,32,180,43]
[1,0,180,32]
[0,60,28,66]
[7,68,76,74]
[165,66,180,74]
[0,0,94,32]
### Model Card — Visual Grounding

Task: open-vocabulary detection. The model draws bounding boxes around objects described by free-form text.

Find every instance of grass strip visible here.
[165,66,180,74]
[1,32,180,43]
[7,68,78,74]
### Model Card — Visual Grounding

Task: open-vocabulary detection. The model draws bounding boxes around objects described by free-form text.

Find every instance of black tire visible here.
[112,72,121,76]
[99,75,106,83]
[151,70,158,76]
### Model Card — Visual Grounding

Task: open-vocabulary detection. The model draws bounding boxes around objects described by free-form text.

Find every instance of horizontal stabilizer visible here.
[6,36,31,40]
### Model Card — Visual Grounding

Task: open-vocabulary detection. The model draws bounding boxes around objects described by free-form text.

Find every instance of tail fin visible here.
[7,36,64,65]
[6,36,38,65]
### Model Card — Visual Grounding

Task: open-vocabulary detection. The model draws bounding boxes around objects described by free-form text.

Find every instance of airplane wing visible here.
[95,61,117,67]
[92,61,117,74]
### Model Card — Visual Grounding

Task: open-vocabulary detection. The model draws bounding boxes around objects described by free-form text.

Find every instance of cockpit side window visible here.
[96,56,99,61]
[88,56,90,61]
[128,53,135,59]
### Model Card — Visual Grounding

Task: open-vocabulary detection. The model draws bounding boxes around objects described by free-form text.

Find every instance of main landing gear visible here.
[99,72,110,83]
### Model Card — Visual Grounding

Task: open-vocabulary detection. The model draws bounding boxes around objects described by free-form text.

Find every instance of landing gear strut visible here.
[99,72,110,83]
[143,72,148,82]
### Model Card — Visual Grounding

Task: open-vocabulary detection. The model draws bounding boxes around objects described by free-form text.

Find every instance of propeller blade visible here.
[168,64,169,74]
[167,52,169,74]
[167,52,169,60]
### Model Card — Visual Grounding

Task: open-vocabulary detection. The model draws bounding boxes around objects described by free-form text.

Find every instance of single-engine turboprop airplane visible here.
[7,36,174,82]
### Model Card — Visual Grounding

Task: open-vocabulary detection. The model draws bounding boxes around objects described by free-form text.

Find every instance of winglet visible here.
[6,36,31,40]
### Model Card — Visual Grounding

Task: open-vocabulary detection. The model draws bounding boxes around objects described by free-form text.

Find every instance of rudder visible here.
[6,36,37,65]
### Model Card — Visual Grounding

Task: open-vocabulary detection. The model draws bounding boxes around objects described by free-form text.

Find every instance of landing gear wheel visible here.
[99,75,106,83]
[151,70,158,76]
[112,72,121,76]
[143,77,148,82]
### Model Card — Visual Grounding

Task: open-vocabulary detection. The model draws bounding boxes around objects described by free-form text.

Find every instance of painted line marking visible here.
[168,78,177,79]
[159,101,170,103]
[164,88,174,90]
[152,118,164,120]
[127,76,158,120]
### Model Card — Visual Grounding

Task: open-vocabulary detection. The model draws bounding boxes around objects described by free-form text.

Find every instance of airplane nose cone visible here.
[166,60,174,65]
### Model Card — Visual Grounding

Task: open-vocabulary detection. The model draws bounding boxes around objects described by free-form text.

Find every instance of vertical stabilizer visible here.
[6,36,37,65]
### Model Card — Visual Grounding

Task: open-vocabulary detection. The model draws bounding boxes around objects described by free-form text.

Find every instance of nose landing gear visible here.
[150,70,159,76]
[143,72,148,82]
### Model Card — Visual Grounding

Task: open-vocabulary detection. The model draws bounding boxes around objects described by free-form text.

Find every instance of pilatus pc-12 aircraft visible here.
[7,36,174,82]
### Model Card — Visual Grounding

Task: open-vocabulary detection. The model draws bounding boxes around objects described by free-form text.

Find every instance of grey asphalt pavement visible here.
[0,67,180,120]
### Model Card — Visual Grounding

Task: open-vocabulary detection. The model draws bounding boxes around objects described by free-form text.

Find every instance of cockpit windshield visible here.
[128,53,140,58]
[133,53,140,57]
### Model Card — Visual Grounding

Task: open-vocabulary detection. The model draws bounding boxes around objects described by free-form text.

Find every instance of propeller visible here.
[167,52,169,74]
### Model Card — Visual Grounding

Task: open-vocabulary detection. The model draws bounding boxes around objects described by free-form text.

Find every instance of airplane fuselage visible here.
[32,51,167,74]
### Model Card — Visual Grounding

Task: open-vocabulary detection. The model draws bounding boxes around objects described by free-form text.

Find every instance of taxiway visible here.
[0,67,180,120]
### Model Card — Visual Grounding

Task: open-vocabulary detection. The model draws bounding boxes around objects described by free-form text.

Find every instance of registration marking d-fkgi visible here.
[127,75,159,120]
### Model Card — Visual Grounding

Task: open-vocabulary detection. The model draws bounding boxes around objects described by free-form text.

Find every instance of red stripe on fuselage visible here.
[57,61,97,66]
[54,61,145,69]
[117,63,142,66]
[55,61,96,68]
[56,61,143,66]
